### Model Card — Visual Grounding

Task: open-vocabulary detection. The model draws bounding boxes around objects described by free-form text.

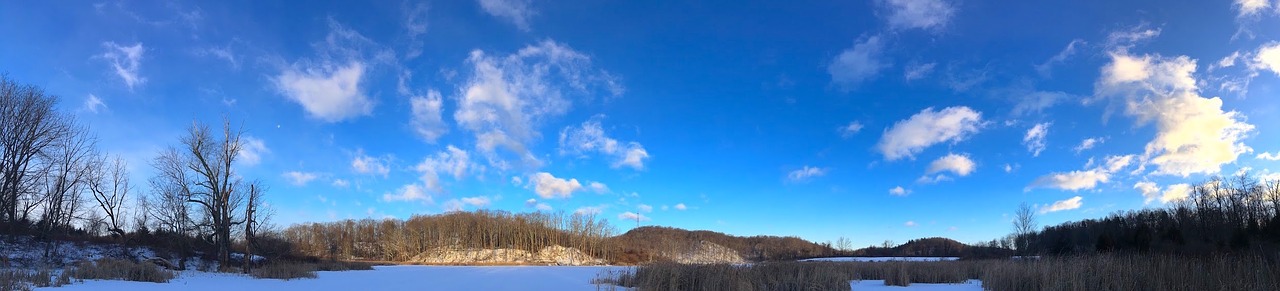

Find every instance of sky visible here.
[2,0,1280,249]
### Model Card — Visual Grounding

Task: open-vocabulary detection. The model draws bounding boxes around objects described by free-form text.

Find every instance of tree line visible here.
[1018,173,1280,255]
[280,210,615,262]
[0,75,271,272]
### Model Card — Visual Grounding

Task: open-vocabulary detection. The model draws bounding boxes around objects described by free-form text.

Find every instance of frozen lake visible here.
[41,265,982,290]
[800,257,961,262]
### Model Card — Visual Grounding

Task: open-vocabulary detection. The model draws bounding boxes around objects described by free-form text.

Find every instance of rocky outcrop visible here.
[668,241,746,264]
[408,245,605,265]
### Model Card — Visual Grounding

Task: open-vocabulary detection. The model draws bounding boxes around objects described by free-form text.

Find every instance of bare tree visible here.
[0,75,72,225]
[152,119,250,270]
[1013,202,1037,253]
[35,122,95,234]
[88,156,130,237]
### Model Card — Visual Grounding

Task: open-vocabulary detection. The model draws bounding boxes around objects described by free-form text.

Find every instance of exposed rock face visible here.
[408,246,605,265]
[668,241,746,264]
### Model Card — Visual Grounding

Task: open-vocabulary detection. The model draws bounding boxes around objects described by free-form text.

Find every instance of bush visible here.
[69,259,175,283]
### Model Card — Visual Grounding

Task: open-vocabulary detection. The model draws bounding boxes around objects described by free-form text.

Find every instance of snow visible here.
[42,265,633,291]
[851,280,983,290]
[800,257,960,262]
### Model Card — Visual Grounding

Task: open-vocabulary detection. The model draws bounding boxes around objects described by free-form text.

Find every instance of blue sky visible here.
[3,0,1280,248]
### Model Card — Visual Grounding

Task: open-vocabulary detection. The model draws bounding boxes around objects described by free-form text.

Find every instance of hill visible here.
[851,237,1013,259]
[608,226,836,264]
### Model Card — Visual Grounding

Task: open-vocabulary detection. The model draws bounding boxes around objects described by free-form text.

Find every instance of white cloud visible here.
[283,171,319,186]
[925,153,976,178]
[619,211,650,222]
[1234,0,1272,17]
[904,220,918,227]
[274,61,373,122]
[828,35,886,88]
[839,121,864,138]
[880,0,955,30]
[1258,151,1280,160]
[455,40,621,170]
[352,150,391,176]
[588,181,610,193]
[1027,169,1109,191]
[889,186,911,196]
[331,179,350,188]
[1161,184,1192,203]
[1105,26,1160,50]
[1074,137,1105,153]
[383,184,431,203]
[1102,154,1136,173]
[1214,51,1242,70]
[530,172,582,199]
[1027,154,1134,191]
[416,145,473,192]
[239,136,268,167]
[100,42,145,89]
[273,21,384,122]
[1040,196,1083,213]
[904,62,936,81]
[1003,163,1014,173]
[637,204,653,213]
[877,106,983,160]
[787,166,828,182]
[560,117,651,170]
[1023,123,1050,157]
[525,199,554,211]
[1036,39,1086,77]
[674,203,687,211]
[411,89,448,143]
[1097,48,1255,177]
[1135,181,1191,204]
[460,196,491,207]
[1011,90,1072,116]
[478,0,535,31]
[1252,42,1280,76]
[1134,181,1161,204]
[574,205,605,216]
[83,94,107,113]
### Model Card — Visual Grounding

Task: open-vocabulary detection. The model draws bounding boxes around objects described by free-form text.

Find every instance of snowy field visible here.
[40,265,632,291]
[38,264,984,290]
[800,257,960,262]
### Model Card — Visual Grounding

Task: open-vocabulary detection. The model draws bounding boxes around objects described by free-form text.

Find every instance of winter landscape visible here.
[4,0,1280,290]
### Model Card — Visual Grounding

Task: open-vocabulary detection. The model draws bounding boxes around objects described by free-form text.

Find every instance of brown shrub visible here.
[68,258,175,283]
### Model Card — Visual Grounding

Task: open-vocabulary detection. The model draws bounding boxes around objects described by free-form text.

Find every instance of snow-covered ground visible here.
[800,257,960,262]
[41,265,633,291]
[851,280,982,290]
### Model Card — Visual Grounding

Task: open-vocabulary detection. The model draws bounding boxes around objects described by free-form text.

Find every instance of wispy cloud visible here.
[100,42,146,89]
[477,0,535,31]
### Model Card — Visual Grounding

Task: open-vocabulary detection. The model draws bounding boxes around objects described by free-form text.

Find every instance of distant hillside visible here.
[608,226,836,264]
[851,237,1013,259]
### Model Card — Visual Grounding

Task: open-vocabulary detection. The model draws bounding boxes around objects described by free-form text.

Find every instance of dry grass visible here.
[68,258,175,283]
[250,260,376,280]
[1,267,70,291]
[603,253,1280,291]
